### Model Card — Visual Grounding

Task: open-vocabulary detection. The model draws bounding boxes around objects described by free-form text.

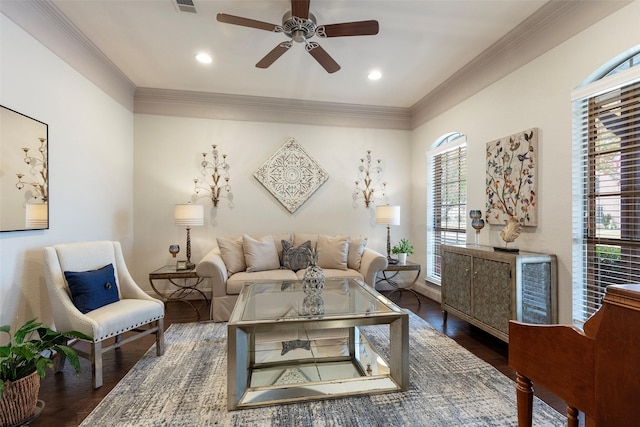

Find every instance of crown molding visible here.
[2,0,629,129]
[134,88,412,130]
[410,0,631,129]
[1,0,136,111]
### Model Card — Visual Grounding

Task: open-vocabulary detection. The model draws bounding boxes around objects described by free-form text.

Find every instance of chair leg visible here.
[53,351,67,373]
[92,341,103,389]
[156,318,165,356]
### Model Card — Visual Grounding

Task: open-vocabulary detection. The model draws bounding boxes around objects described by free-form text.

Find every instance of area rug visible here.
[80,312,565,426]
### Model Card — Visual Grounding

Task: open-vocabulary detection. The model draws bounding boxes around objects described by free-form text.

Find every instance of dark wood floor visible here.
[31,292,566,426]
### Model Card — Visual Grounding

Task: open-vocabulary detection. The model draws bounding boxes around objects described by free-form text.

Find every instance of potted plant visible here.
[392,238,414,264]
[0,318,88,426]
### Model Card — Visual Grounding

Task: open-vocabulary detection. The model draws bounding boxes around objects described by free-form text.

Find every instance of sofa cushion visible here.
[347,236,368,271]
[226,269,298,295]
[242,234,280,272]
[64,263,119,314]
[316,235,349,270]
[293,233,318,249]
[217,236,246,275]
[282,240,312,271]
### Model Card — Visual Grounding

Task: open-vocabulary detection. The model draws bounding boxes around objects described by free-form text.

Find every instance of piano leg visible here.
[515,373,533,427]
[567,406,579,427]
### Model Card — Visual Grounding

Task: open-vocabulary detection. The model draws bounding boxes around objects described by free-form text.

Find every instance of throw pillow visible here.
[282,240,312,271]
[242,234,280,272]
[347,236,368,270]
[293,233,318,249]
[217,236,246,275]
[272,233,292,264]
[316,235,350,270]
[64,263,119,314]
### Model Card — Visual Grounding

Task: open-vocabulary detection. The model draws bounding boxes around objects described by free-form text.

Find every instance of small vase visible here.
[397,253,407,264]
[303,249,325,292]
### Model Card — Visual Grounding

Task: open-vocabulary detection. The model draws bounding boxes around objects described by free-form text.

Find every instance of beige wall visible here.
[411,1,640,323]
[131,115,411,294]
[0,15,134,327]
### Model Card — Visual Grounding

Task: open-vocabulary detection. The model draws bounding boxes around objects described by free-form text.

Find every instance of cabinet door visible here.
[442,251,472,316]
[473,258,511,334]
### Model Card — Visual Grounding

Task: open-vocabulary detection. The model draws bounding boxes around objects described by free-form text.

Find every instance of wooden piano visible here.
[509,283,640,427]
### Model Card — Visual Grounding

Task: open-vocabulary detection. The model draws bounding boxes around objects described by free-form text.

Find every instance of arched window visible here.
[572,46,640,324]
[426,132,467,284]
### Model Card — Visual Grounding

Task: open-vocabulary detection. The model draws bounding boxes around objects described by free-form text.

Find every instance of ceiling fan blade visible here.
[291,0,310,20]
[216,13,278,32]
[320,20,379,37]
[307,44,340,74]
[256,43,292,68]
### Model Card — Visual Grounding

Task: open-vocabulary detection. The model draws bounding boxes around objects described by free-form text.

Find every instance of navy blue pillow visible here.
[64,263,119,314]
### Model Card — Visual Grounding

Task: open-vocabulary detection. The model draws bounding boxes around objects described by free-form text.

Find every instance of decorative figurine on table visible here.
[169,244,180,258]
[469,210,485,247]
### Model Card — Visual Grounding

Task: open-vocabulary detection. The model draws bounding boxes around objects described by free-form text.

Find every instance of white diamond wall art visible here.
[254,137,329,213]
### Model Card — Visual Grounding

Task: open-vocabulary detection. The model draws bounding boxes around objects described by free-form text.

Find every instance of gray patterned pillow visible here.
[282,240,312,271]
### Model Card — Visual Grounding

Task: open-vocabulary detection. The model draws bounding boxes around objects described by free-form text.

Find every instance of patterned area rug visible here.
[80,312,565,426]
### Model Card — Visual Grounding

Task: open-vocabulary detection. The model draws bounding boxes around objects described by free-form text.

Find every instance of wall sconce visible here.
[193,144,230,207]
[174,203,204,270]
[16,137,48,202]
[354,150,386,208]
[376,205,400,263]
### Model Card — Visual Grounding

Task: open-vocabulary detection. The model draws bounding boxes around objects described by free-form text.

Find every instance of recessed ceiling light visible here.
[368,70,382,81]
[196,53,212,64]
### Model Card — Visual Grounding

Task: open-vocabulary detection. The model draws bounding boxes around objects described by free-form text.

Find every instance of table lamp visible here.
[174,203,204,270]
[376,205,400,264]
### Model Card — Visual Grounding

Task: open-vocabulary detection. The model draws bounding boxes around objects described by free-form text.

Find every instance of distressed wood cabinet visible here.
[441,244,557,342]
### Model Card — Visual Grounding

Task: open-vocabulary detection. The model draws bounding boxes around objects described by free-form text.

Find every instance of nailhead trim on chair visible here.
[95,315,164,341]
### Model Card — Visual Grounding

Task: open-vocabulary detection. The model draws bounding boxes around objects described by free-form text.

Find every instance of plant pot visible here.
[0,371,40,427]
[397,253,407,264]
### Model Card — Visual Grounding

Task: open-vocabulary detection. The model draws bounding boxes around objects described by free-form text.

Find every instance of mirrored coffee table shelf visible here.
[227,278,409,410]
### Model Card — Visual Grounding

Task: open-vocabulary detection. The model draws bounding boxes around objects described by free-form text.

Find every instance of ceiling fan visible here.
[217,0,379,73]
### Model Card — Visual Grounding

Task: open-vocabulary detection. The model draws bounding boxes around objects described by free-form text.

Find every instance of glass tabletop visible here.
[234,278,401,323]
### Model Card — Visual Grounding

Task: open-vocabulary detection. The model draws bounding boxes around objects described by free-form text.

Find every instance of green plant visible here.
[0,318,88,397]
[391,238,414,255]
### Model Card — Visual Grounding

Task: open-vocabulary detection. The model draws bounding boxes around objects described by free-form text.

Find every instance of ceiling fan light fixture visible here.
[196,53,212,64]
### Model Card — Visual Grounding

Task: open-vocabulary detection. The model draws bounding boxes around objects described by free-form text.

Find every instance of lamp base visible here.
[387,257,399,265]
[186,262,196,270]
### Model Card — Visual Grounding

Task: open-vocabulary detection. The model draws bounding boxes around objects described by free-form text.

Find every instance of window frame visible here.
[426,133,467,285]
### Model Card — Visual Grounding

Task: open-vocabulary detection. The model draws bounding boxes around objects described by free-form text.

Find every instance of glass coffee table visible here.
[227,278,409,410]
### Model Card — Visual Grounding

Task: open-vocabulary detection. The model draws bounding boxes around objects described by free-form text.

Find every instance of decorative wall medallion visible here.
[254,137,329,213]
[486,128,538,226]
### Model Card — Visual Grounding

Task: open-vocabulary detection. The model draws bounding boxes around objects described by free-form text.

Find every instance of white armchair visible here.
[43,241,164,388]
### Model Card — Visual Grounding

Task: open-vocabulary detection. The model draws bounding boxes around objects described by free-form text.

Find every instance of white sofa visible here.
[196,233,388,321]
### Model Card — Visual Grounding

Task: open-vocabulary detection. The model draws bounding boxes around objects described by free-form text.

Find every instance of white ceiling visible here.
[50,0,551,109]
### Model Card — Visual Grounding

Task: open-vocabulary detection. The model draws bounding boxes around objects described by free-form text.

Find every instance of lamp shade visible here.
[174,203,204,227]
[376,205,400,226]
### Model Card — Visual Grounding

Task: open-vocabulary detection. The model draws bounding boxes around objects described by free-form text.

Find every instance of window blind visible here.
[427,144,467,283]
[572,78,640,324]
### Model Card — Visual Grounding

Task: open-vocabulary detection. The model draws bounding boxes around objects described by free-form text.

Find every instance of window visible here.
[572,51,640,324]
[426,133,467,284]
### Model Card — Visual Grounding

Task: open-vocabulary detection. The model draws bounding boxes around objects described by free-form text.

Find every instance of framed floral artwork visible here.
[485,128,538,226]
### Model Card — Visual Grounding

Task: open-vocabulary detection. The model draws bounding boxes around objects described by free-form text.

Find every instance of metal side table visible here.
[376,261,422,305]
[149,265,209,320]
